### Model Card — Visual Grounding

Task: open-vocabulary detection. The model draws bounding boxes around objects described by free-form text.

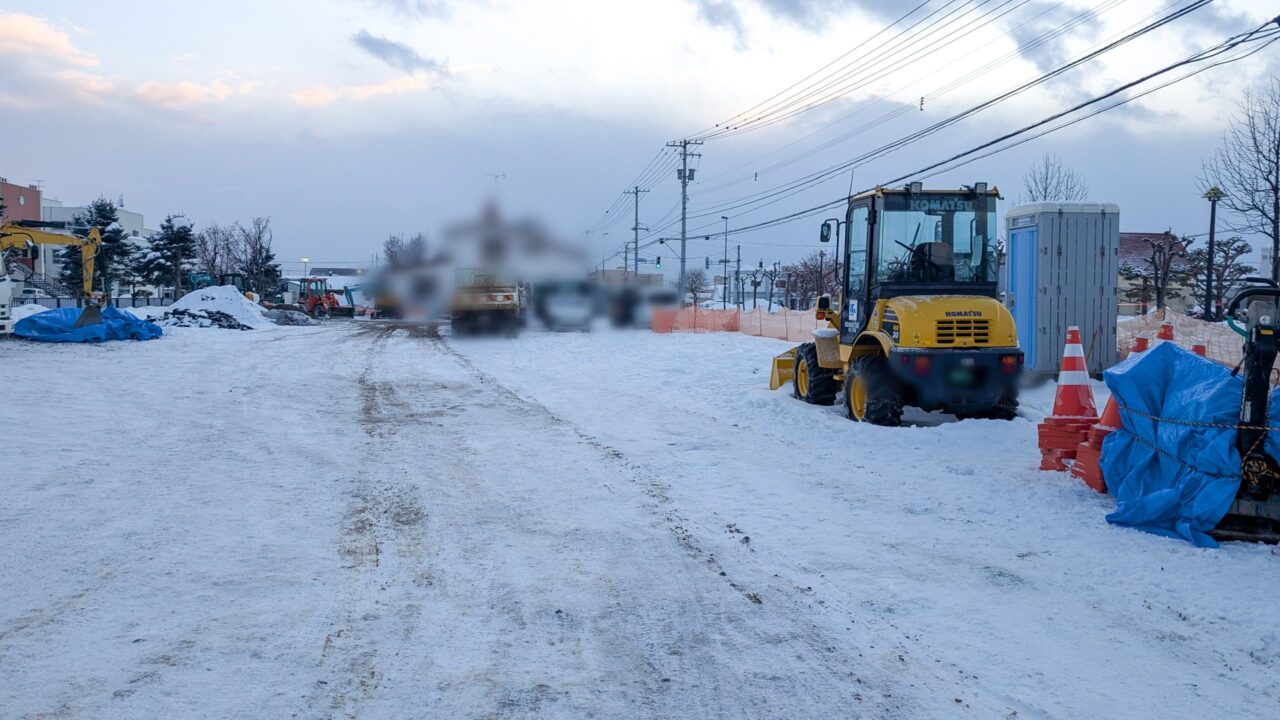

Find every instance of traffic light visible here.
[655,256,662,268]
[705,257,710,269]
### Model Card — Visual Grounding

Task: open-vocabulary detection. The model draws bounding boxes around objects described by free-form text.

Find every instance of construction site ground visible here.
[3,322,1277,719]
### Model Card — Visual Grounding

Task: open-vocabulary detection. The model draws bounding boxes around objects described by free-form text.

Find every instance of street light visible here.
[301,256,311,277]
[1203,186,1225,320]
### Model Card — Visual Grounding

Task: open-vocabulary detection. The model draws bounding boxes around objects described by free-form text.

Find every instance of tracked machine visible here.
[1217,279,1280,542]
[770,183,1023,425]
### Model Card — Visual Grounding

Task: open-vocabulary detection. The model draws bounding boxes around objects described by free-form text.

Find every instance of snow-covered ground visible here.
[2,324,1276,719]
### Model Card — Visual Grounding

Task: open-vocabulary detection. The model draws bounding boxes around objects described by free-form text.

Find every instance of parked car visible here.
[17,287,50,303]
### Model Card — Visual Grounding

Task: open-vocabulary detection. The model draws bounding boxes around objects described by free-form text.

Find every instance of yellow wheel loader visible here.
[770,183,1023,426]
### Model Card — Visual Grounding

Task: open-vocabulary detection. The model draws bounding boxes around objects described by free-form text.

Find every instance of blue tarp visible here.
[14,306,163,343]
[1099,341,1277,547]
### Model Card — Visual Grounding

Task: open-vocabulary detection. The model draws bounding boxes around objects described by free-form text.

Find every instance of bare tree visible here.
[232,217,281,296]
[1202,76,1280,281]
[684,269,709,305]
[195,222,237,279]
[782,251,842,309]
[761,263,783,311]
[384,232,429,267]
[1119,231,1190,311]
[1022,153,1090,202]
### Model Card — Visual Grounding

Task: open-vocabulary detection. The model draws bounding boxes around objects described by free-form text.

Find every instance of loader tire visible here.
[846,354,903,426]
[792,342,837,406]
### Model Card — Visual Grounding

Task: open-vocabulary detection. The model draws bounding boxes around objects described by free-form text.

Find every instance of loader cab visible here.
[834,184,999,344]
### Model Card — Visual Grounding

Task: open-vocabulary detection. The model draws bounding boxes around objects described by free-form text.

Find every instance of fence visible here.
[16,296,175,310]
[652,306,817,343]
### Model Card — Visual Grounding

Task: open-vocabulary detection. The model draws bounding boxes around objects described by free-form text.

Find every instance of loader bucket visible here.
[73,304,104,328]
[769,347,799,391]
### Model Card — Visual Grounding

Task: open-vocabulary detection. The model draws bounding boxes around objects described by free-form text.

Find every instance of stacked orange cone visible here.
[1038,326,1100,471]
[1070,395,1120,493]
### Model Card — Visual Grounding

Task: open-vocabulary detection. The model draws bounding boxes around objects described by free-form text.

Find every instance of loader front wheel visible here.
[793,342,837,406]
[846,354,902,426]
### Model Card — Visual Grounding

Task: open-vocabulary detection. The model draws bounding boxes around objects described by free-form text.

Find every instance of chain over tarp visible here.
[1100,341,1275,546]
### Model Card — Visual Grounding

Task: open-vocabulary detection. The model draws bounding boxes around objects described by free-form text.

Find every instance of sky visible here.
[1,0,1278,277]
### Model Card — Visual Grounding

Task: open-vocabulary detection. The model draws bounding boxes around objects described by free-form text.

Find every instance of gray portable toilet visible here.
[1005,202,1120,379]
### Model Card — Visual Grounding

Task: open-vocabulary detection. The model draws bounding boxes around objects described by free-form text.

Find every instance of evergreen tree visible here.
[134,214,197,295]
[58,197,137,295]
[1186,235,1255,320]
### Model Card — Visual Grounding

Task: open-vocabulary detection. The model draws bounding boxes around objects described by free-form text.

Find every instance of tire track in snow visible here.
[302,325,433,719]
[434,337,923,719]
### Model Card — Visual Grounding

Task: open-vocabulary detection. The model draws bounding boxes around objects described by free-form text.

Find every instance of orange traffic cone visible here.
[1097,395,1121,431]
[1038,327,1101,473]
[1131,336,1149,353]
[1157,323,1174,342]
[1050,326,1098,418]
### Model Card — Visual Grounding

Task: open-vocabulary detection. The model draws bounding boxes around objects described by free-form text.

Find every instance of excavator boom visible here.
[1,222,105,326]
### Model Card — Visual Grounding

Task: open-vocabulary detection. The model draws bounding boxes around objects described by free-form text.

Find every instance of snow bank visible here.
[163,286,270,329]
[10,304,50,322]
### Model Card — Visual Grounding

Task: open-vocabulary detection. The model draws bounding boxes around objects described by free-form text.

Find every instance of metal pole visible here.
[1203,186,1224,320]
[721,216,729,309]
[735,245,742,309]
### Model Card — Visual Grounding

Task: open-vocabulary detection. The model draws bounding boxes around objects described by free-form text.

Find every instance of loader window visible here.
[845,205,869,300]
[873,193,996,286]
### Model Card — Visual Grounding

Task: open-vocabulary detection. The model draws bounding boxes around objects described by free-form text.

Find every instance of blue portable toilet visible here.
[1004,202,1120,379]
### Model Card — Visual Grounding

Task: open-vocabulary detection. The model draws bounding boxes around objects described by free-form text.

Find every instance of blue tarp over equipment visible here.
[1100,341,1276,547]
[14,306,163,343]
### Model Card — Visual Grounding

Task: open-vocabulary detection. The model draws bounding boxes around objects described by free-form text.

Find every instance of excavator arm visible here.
[1,223,106,327]
[0,223,102,300]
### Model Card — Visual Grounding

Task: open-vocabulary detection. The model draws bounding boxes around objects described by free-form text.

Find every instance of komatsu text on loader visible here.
[770,183,1023,426]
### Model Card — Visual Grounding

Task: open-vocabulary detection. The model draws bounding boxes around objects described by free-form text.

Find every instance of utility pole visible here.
[721,216,729,309]
[668,138,703,305]
[625,186,648,280]
[735,244,742,309]
[1203,186,1225,320]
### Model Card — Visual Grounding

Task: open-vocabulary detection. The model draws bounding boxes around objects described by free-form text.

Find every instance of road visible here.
[3,322,1277,719]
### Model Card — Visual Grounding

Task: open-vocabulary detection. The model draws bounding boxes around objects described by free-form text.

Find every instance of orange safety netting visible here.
[651,307,740,333]
[653,306,816,343]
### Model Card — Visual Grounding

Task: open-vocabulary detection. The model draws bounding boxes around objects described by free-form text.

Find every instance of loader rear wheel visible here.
[846,354,903,426]
[792,342,837,406]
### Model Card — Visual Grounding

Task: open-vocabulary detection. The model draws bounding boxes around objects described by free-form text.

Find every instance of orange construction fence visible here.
[652,306,816,343]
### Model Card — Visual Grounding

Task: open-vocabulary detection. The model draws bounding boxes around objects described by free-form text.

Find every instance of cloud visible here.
[290,75,434,108]
[351,29,446,74]
[691,0,746,48]
[365,0,455,18]
[0,12,98,67]
[135,80,257,109]
[690,0,905,46]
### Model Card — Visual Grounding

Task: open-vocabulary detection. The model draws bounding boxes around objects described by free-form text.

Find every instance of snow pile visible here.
[159,286,270,329]
[11,304,50,322]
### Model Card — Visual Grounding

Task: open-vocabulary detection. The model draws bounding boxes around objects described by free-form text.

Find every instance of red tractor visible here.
[298,277,341,318]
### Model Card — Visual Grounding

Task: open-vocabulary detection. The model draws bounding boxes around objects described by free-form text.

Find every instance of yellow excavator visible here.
[769,183,1023,426]
[1,221,105,328]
